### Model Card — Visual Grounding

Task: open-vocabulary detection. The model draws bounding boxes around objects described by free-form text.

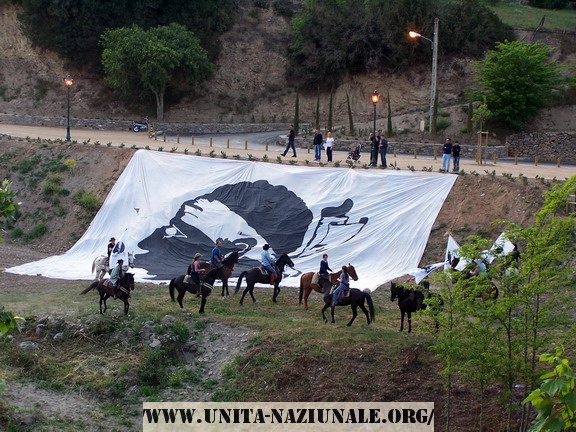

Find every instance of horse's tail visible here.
[169,278,176,301]
[299,278,304,305]
[81,281,99,295]
[234,271,247,294]
[363,289,376,324]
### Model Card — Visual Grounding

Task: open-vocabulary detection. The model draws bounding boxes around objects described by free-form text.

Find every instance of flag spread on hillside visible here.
[7,150,457,290]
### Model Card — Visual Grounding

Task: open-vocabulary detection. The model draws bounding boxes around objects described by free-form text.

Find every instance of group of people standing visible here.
[370,131,389,167]
[442,137,461,173]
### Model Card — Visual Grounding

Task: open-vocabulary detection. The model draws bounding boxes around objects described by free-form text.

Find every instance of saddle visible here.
[330,286,350,305]
[313,273,330,292]
[103,279,130,298]
[259,266,277,285]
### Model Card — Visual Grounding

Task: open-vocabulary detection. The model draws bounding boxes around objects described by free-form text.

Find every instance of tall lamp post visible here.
[409,17,439,134]
[64,75,74,142]
[370,90,380,167]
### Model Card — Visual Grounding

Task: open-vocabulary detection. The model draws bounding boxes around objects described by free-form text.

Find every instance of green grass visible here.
[486,1,576,30]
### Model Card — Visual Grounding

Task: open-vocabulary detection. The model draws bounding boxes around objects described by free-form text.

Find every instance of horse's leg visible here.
[347,305,358,327]
[239,285,249,306]
[322,296,332,323]
[407,311,412,333]
[177,288,185,309]
[199,294,207,314]
[124,298,129,315]
[304,286,310,310]
[331,305,336,324]
[400,310,405,332]
[272,283,280,303]
[248,285,257,304]
[358,302,371,325]
[220,275,230,297]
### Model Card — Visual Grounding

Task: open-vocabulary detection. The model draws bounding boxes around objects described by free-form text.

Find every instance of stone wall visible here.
[506,132,576,164]
[0,114,285,135]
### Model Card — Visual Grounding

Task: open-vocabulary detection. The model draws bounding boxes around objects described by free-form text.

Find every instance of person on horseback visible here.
[332,265,350,306]
[318,254,332,291]
[106,237,115,266]
[261,244,277,285]
[211,239,223,269]
[187,253,205,285]
[110,258,124,299]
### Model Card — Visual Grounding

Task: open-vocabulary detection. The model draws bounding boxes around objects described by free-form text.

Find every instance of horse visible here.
[234,253,294,305]
[321,287,375,327]
[390,281,443,332]
[299,264,358,310]
[80,272,135,315]
[91,252,135,280]
[198,250,239,296]
[169,267,222,314]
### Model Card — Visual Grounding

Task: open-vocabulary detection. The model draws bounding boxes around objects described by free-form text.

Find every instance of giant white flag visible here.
[7,150,457,290]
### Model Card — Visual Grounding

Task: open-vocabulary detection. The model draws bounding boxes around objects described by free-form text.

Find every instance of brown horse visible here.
[80,272,135,315]
[299,264,358,310]
[198,250,239,296]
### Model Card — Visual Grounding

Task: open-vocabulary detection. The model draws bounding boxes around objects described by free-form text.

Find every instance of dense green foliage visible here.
[100,23,213,120]
[475,40,563,130]
[287,0,514,88]
[17,0,236,70]
[524,346,576,432]
[428,175,576,430]
[0,180,18,242]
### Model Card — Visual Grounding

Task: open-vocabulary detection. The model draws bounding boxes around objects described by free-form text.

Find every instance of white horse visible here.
[91,252,135,280]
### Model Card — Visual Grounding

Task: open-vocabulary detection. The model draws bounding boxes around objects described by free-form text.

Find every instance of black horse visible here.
[80,272,135,315]
[321,288,375,327]
[198,250,239,297]
[169,267,222,314]
[234,253,294,305]
[390,281,442,332]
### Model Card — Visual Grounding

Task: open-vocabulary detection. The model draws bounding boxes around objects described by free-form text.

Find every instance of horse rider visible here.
[109,258,124,299]
[332,265,350,306]
[187,252,205,285]
[106,237,116,266]
[318,253,332,292]
[211,239,223,269]
[261,244,277,285]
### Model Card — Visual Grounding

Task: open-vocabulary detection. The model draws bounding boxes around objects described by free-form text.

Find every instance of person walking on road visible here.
[281,124,297,157]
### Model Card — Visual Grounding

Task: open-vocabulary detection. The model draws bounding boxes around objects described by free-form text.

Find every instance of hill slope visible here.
[1,2,574,144]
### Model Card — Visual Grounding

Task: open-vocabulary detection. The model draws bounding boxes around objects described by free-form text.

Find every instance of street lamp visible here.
[409,17,439,134]
[64,75,74,142]
[370,90,380,167]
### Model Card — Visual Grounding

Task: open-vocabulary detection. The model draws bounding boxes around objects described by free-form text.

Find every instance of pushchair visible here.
[347,144,362,163]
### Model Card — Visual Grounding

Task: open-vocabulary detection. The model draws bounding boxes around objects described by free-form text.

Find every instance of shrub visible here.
[41,173,63,196]
[24,224,48,242]
[73,190,101,212]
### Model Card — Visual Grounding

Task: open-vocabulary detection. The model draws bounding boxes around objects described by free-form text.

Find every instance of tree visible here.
[100,23,213,120]
[475,40,562,130]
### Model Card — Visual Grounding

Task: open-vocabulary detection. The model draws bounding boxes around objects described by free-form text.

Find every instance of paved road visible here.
[0,123,574,179]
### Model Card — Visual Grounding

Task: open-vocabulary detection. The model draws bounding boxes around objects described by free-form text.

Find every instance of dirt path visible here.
[1,123,574,179]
